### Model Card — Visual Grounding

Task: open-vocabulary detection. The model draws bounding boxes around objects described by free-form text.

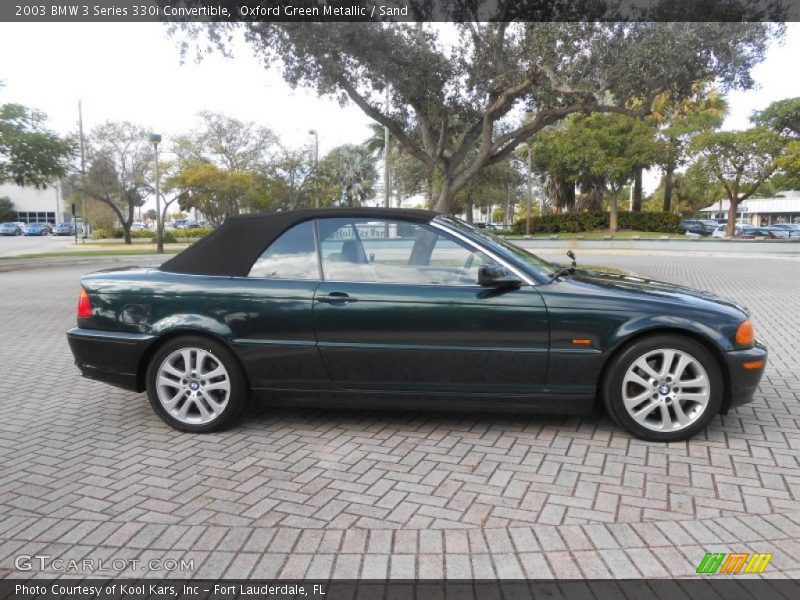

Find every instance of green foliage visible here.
[511,212,682,235]
[0,196,15,221]
[752,97,800,139]
[183,20,779,211]
[0,103,73,188]
[175,227,213,238]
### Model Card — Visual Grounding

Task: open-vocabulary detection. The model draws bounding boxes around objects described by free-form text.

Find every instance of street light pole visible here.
[309,130,319,208]
[149,133,163,254]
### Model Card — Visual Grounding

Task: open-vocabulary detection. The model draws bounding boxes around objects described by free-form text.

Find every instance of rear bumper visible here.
[722,340,768,411]
[66,327,156,392]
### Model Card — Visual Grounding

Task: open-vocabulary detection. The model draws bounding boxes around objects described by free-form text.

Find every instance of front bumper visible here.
[66,327,156,392]
[722,339,768,412]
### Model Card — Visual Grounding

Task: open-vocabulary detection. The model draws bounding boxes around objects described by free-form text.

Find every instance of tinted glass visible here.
[248,220,319,279]
[437,216,556,278]
[317,218,492,285]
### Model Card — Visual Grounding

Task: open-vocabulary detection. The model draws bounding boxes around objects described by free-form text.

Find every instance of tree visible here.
[453,158,522,223]
[528,113,662,230]
[181,18,779,212]
[752,97,800,139]
[322,144,378,206]
[69,121,151,244]
[167,161,260,227]
[650,86,728,211]
[174,111,278,172]
[0,103,73,188]
[753,97,800,190]
[689,128,787,237]
[0,196,15,221]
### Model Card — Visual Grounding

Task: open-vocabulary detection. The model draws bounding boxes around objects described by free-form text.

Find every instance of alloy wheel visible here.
[621,348,711,432]
[155,347,231,425]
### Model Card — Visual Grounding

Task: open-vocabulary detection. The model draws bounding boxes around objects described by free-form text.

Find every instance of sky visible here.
[1,21,800,199]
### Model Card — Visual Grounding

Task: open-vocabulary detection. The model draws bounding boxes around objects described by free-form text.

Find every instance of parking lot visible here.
[1,251,799,578]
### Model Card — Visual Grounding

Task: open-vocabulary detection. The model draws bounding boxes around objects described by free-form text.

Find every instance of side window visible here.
[248,220,320,279]
[317,218,492,285]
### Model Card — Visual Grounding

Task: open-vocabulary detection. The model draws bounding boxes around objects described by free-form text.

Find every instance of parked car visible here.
[711,223,755,238]
[130,222,147,232]
[684,220,724,236]
[68,209,767,442]
[11,222,27,234]
[53,222,74,236]
[171,219,190,229]
[0,222,23,236]
[23,222,52,236]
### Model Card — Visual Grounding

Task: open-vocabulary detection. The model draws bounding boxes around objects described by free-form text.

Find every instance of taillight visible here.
[77,288,93,318]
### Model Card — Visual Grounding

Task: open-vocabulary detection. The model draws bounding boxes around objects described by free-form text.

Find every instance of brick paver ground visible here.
[0,251,798,578]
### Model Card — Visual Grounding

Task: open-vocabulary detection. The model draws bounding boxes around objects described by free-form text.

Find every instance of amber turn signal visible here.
[572,339,592,345]
[743,360,765,370]
[735,320,754,347]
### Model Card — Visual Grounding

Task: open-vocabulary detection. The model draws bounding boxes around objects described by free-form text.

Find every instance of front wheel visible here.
[146,335,247,432]
[602,334,723,442]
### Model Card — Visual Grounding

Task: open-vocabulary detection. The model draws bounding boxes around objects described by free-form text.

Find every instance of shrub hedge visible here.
[92,226,214,241]
[511,212,682,234]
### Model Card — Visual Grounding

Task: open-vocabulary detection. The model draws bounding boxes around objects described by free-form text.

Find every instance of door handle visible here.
[317,292,358,304]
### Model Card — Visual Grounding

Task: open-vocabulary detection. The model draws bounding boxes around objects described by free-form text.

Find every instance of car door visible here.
[226,219,330,391]
[312,217,549,395]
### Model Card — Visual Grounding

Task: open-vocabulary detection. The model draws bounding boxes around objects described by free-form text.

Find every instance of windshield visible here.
[435,216,557,280]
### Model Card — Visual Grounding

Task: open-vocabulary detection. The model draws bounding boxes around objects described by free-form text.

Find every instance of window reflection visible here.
[318,218,492,285]
[249,220,319,279]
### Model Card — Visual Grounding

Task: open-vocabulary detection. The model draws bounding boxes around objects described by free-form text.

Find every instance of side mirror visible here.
[478,264,522,289]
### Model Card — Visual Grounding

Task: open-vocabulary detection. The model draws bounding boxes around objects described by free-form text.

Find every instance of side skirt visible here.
[252,388,596,416]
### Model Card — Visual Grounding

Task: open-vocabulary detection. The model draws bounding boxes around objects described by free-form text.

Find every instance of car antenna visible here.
[566,250,577,272]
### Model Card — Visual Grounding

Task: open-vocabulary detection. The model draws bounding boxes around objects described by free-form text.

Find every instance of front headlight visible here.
[735,320,755,348]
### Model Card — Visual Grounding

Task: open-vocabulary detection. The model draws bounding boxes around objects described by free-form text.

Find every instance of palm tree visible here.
[328,144,378,206]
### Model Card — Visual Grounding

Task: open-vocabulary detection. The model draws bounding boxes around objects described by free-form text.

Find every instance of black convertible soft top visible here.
[159,207,439,277]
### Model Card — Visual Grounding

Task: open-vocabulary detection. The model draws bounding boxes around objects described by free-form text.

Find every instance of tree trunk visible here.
[662,166,674,212]
[433,178,451,213]
[609,193,618,234]
[632,167,643,212]
[726,200,738,238]
[465,196,473,223]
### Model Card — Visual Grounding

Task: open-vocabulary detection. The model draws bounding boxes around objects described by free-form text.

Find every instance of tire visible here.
[602,334,723,442]
[146,335,247,432]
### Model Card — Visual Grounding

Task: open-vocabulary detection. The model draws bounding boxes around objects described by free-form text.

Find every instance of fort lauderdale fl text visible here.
[16,583,325,597]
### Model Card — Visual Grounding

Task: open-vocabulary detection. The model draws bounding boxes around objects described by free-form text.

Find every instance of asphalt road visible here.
[0,253,798,579]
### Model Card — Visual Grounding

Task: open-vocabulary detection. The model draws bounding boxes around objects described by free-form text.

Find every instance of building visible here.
[699,190,800,226]
[0,181,66,224]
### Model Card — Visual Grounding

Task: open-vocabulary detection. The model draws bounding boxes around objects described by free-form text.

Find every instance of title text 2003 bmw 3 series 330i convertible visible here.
[67,208,767,442]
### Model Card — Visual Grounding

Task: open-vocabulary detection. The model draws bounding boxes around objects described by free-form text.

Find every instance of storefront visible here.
[699,190,800,226]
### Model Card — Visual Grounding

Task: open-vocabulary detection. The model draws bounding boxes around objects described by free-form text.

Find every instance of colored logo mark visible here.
[696,552,773,574]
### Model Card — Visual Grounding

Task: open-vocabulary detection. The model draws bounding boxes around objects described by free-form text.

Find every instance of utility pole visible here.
[526,144,532,236]
[384,88,391,209]
[309,130,319,208]
[78,100,87,243]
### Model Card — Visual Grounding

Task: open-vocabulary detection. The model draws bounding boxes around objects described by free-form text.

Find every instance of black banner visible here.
[1,0,799,23]
[3,579,800,600]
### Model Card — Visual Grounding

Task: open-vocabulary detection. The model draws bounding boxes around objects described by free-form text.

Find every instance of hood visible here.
[564,268,749,316]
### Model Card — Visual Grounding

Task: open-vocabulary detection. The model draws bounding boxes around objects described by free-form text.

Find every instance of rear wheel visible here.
[146,335,247,432]
[603,334,723,442]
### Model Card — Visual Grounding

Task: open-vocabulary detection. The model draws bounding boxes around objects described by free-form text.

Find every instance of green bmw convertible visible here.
[67,208,766,441]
